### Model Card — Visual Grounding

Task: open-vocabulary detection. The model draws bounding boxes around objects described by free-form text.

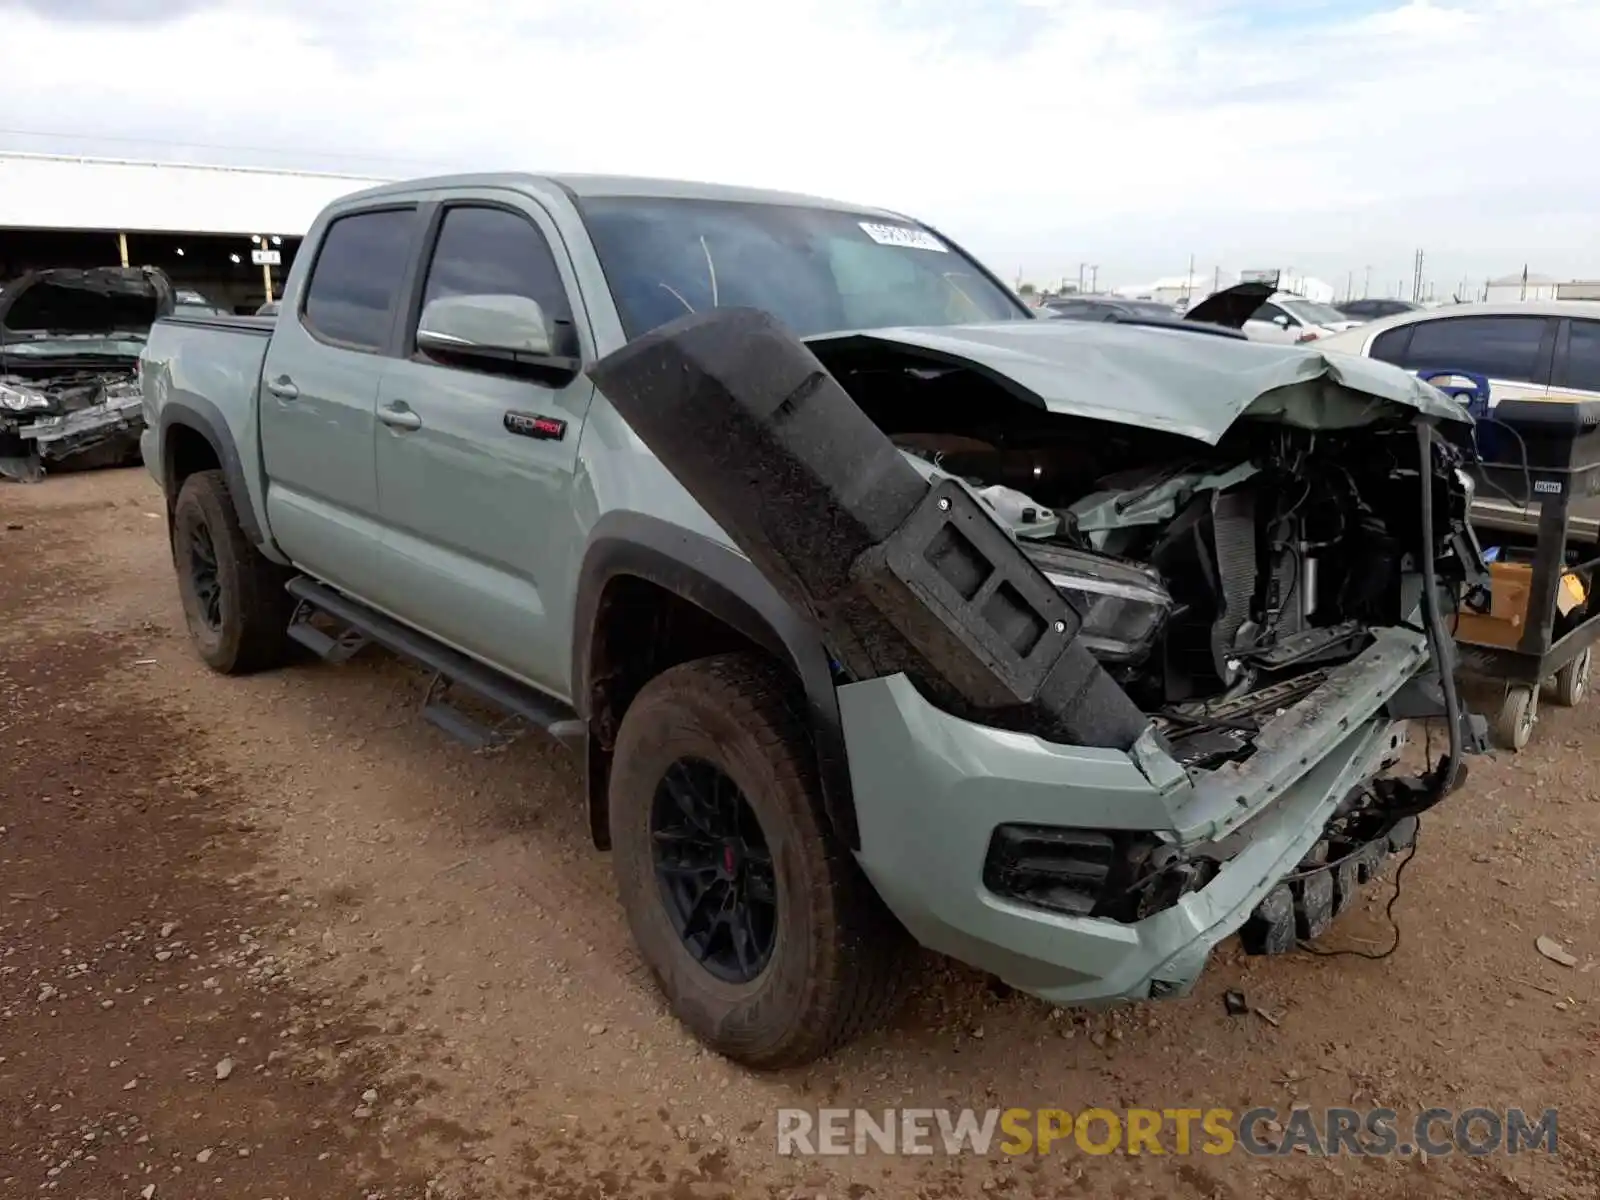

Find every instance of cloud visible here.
[3,0,205,22]
[1,0,1597,295]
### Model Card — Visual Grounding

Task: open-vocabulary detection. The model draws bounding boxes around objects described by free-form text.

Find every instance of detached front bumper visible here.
[838,627,1430,1006]
[0,388,144,480]
[31,386,144,458]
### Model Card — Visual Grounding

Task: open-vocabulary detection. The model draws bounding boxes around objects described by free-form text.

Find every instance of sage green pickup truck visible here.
[140,172,1480,1068]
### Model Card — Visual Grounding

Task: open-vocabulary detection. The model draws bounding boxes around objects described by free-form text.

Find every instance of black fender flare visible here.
[157,398,268,549]
[572,511,858,850]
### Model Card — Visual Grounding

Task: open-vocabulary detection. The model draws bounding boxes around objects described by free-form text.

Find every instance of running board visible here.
[284,576,583,751]
[288,599,372,663]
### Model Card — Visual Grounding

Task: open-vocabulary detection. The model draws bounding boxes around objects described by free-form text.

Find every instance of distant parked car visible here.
[1187,285,1360,345]
[1316,299,1600,408]
[0,266,175,481]
[1241,294,1360,344]
[1317,298,1600,588]
[1336,298,1422,322]
[1042,295,1178,323]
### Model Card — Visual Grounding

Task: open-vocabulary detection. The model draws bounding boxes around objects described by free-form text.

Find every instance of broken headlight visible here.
[1024,544,1172,663]
[983,825,1115,917]
[0,382,51,412]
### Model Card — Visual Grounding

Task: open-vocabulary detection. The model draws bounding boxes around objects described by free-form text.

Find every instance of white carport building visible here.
[1482,271,1564,303]
[1115,268,1339,308]
[0,152,390,313]
[1114,272,1226,306]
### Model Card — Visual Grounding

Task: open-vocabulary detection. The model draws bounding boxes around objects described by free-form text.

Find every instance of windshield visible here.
[578,196,1027,340]
[1280,298,1349,327]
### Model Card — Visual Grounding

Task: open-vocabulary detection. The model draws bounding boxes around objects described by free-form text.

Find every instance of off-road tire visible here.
[171,469,294,675]
[609,653,910,1069]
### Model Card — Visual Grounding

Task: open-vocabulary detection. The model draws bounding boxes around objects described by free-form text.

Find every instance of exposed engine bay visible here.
[871,380,1479,930]
[865,382,1480,774]
[590,307,1484,945]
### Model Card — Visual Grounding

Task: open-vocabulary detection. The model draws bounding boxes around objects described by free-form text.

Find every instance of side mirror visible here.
[1271,313,1292,329]
[416,293,578,375]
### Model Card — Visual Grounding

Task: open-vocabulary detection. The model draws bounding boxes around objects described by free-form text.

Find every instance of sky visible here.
[2,0,1598,297]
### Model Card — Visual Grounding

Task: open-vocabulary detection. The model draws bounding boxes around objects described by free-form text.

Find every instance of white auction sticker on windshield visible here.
[858,221,948,252]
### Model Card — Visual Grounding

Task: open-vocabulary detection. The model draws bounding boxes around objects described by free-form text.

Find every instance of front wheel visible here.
[608,653,909,1069]
[171,469,294,675]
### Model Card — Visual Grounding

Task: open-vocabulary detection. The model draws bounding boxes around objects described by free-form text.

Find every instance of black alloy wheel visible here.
[650,757,778,984]
[169,469,295,675]
[187,518,224,634]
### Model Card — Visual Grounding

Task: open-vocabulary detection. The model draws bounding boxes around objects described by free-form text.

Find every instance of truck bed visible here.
[141,311,278,540]
[144,313,275,391]
[158,313,278,336]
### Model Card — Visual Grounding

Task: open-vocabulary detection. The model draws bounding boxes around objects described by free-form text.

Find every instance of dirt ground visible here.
[3,467,1600,1200]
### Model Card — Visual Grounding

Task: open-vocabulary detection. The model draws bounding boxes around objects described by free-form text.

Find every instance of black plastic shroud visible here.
[586,306,1150,750]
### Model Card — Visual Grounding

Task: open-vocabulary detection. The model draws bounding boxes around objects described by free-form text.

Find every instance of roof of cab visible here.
[330,171,910,219]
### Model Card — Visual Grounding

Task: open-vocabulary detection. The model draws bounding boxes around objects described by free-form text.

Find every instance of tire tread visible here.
[613,653,911,1068]
[173,469,293,675]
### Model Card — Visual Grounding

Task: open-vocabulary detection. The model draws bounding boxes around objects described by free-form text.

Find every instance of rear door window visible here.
[301,208,418,351]
[1557,318,1600,394]
[1372,315,1551,384]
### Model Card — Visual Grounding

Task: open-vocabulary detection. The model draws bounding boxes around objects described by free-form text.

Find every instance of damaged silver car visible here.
[0,266,175,482]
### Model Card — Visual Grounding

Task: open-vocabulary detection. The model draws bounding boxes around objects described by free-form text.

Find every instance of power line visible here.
[0,126,454,171]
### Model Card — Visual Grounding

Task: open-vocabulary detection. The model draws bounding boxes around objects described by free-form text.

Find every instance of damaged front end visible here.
[588,308,1483,1004]
[0,267,174,482]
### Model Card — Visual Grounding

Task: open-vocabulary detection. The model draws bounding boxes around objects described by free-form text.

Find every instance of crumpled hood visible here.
[804,318,1469,446]
[0,266,175,341]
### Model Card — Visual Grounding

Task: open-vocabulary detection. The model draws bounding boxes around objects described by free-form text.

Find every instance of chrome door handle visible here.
[265,376,299,400]
[379,403,423,431]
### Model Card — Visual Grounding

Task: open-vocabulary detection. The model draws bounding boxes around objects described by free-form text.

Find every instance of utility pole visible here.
[249,234,280,303]
[1088,265,1100,293]
[1077,262,1087,293]
[1411,248,1425,303]
[1364,265,1371,298]
[1345,270,1353,302]
[1184,253,1195,304]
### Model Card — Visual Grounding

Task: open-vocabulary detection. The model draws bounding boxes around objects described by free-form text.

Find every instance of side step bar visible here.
[285,576,583,752]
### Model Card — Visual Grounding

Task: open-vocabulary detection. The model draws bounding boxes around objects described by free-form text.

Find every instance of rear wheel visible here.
[609,653,909,1068]
[1553,647,1592,708]
[171,469,294,674]
[1493,685,1537,752]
